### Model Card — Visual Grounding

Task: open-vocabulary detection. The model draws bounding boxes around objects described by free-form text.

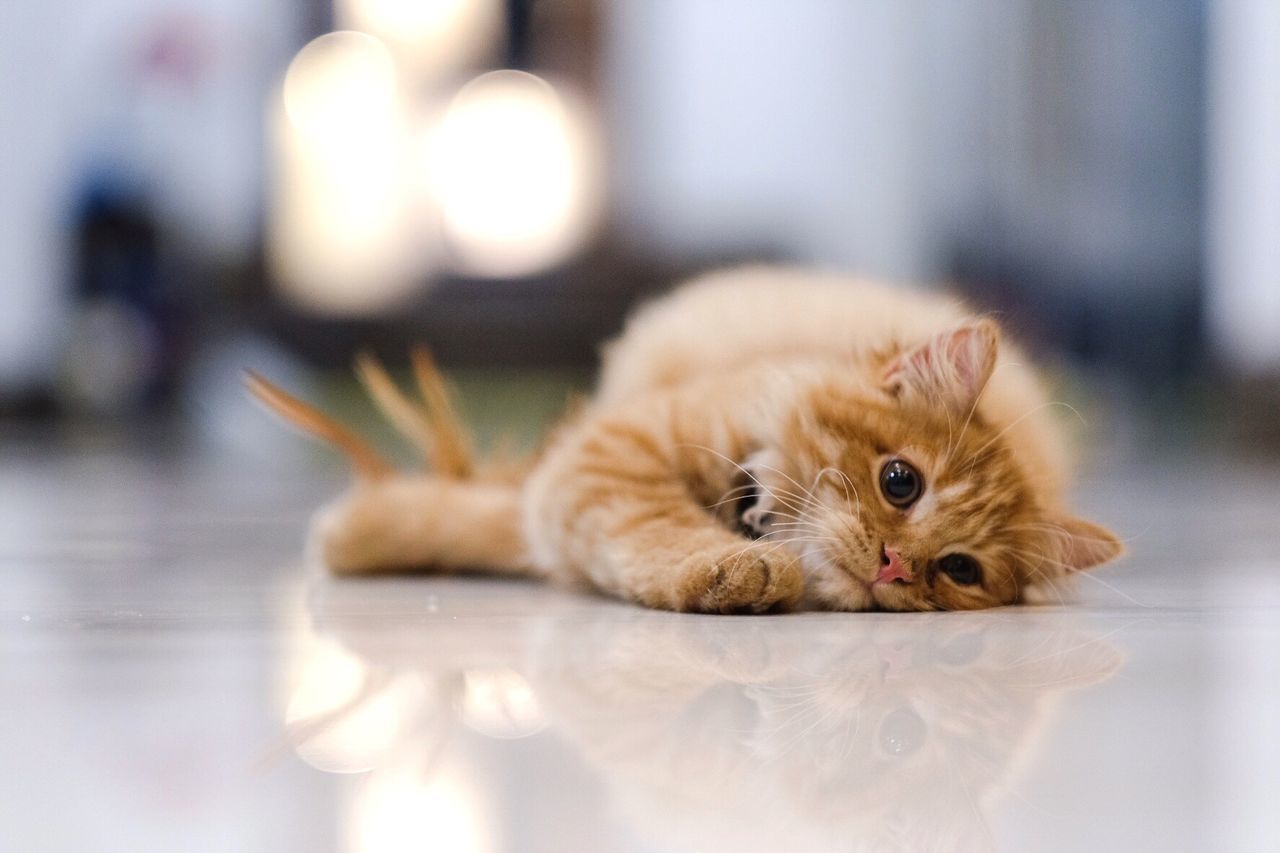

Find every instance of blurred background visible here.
[1,0,1277,452]
[4,5,1280,851]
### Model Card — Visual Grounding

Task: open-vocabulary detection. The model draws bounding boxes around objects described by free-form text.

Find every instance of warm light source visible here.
[282,31,397,137]
[270,31,429,315]
[336,0,501,79]
[426,70,603,277]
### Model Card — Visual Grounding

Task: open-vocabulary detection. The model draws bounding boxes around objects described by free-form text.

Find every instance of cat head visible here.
[742,319,1122,611]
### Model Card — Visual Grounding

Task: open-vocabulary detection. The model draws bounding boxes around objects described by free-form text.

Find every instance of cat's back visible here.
[597,266,967,404]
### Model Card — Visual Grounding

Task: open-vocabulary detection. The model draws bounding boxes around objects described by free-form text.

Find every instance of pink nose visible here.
[875,547,912,585]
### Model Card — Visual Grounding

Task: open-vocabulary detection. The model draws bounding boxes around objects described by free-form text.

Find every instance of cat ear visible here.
[882,320,999,412]
[1047,513,1124,572]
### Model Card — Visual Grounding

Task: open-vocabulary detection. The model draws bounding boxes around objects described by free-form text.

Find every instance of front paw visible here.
[678,544,804,614]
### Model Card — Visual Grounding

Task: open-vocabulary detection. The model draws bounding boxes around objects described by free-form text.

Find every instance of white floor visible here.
[2,427,1278,852]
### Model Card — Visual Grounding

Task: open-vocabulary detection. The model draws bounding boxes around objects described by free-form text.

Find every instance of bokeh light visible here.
[336,0,501,80]
[281,31,397,139]
[285,640,430,773]
[426,70,603,277]
[353,766,493,853]
[271,31,429,316]
[456,667,546,738]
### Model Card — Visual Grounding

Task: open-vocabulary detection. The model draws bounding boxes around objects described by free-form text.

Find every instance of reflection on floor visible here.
[2,426,1278,852]
[290,583,1128,852]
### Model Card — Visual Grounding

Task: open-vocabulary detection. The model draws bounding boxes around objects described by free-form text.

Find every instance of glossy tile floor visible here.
[3,424,1278,852]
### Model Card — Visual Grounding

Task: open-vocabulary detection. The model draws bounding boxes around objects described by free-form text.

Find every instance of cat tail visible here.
[245,346,486,481]
[244,368,395,481]
[246,351,539,577]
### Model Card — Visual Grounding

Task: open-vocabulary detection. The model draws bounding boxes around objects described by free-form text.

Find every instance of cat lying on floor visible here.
[251,267,1122,612]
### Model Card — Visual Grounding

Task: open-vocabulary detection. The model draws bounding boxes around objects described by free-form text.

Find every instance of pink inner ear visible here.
[947,328,983,390]
[1054,515,1124,572]
[884,321,998,409]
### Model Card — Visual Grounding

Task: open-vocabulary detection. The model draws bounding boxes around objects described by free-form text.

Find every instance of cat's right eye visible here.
[879,459,923,508]
[878,706,926,757]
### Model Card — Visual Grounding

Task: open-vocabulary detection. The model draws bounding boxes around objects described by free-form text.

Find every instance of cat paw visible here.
[679,545,805,614]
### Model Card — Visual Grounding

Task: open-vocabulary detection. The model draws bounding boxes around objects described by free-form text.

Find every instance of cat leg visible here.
[524,416,804,613]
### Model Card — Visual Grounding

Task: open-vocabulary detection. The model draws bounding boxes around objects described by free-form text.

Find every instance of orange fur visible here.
[245,370,392,480]
[256,267,1123,611]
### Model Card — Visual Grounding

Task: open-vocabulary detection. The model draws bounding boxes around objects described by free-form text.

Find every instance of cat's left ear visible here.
[882,319,999,412]
[1047,513,1124,572]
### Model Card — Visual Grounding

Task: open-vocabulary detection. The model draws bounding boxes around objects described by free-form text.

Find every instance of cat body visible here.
[254,267,1121,612]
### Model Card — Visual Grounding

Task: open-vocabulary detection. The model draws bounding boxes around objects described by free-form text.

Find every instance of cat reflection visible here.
[528,613,1122,851]
[289,584,1123,852]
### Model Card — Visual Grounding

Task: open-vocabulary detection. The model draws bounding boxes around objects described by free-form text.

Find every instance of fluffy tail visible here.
[247,349,537,577]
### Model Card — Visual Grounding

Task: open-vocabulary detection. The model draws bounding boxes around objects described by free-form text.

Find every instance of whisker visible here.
[962,401,1088,473]
[702,484,761,512]
[753,461,825,510]
[815,466,861,521]
[1007,546,1151,608]
[945,359,1019,467]
[1003,521,1144,548]
[715,534,829,571]
[675,444,818,515]
[767,521,833,534]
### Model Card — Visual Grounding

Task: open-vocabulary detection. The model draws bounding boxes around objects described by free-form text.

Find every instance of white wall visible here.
[0,3,75,393]
[1207,0,1280,374]
[0,0,298,395]
[604,0,943,283]
[604,0,1206,304]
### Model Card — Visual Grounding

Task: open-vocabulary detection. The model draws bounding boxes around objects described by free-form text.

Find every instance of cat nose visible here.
[875,547,912,584]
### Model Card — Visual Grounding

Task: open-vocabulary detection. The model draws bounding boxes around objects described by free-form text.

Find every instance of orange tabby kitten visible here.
[251,267,1122,612]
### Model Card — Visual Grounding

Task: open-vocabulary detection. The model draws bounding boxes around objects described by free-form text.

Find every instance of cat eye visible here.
[878,706,925,757]
[879,459,923,508]
[938,553,982,586]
